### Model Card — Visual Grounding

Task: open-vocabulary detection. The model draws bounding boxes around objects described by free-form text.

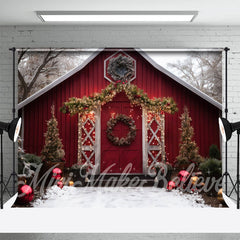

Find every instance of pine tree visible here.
[176,106,202,168]
[41,105,65,162]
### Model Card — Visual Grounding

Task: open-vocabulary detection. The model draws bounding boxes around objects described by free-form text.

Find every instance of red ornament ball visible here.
[18,185,34,204]
[178,170,190,182]
[52,168,62,180]
[57,181,64,189]
[167,181,176,191]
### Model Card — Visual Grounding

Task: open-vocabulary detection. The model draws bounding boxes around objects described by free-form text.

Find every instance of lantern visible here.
[52,168,62,180]
[69,181,74,187]
[217,188,224,203]
[17,185,34,204]
[167,181,176,191]
[190,176,198,185]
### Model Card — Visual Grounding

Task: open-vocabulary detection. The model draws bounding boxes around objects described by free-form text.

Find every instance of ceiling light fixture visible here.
[36,11,198,23]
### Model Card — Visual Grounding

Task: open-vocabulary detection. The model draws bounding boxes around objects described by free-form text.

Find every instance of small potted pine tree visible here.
[176,107,203,171]
[209,144,221,160]
[199,158,222,196]
[199,144,222,196]
[40,105,65,175]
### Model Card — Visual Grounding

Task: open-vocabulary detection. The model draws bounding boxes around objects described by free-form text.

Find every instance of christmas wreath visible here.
[106,114,136,146]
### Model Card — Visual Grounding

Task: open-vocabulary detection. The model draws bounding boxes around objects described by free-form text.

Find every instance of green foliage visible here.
[24,153,41,165]
[18,137,42,176]
[175,158,191,167]
[60,83,178,116]
[209,144,220,160]
[176,107,203,167]
[199,158,222,179]
[18,153,41,176]
[41,105,65,162]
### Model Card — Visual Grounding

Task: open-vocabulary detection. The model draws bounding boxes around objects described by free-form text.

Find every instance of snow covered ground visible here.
[33,186,209,208]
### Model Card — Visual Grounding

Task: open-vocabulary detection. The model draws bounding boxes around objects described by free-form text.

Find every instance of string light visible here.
[77,113,82,164]
[60,83,177,117]
[78,112,96,165]
[145,111,166,167]
[111,112,116,118]
[76,93,166,170]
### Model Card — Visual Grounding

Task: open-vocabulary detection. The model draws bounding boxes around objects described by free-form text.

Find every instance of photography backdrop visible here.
[17,49,222,176]
[1,25,238,195]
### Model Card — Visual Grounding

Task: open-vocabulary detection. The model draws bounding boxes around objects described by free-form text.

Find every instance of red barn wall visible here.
[21,50,221,168]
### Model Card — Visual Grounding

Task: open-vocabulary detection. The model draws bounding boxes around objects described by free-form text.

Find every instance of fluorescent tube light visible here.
[36,11,198,23]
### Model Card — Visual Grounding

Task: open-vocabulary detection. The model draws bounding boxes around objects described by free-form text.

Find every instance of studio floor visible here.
[0,187,240,233]
[0,207,240,233]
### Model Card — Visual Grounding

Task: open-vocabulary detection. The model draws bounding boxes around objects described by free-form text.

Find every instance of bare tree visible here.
[18,50,89,103]
[18,49,62,102]
[167,52,222,103]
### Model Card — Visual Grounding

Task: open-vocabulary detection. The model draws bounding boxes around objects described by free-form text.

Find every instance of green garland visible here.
[60,83,178,116]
